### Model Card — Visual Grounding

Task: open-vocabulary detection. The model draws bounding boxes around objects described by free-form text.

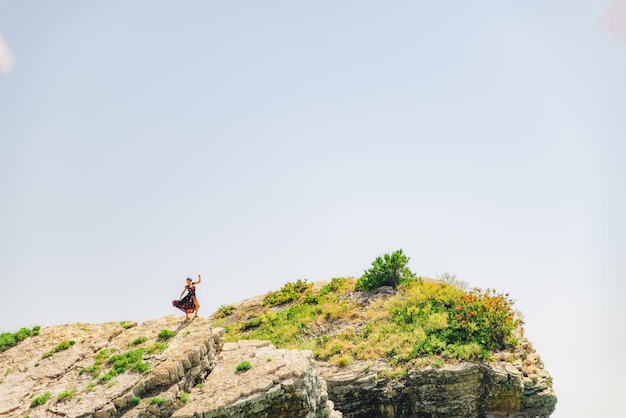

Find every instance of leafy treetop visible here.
[355,249,416,290]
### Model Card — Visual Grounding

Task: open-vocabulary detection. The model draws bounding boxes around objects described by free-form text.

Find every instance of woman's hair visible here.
[186,277,192,282]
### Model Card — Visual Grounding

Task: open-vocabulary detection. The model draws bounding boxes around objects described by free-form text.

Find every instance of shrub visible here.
[120,321,133,329]
[131,337,147,345]
[43,340,76,358]
[436,272,468,291]
[98,348,150,383]
[158,330,175,341]
[30,392,51,408]
[131,396,141,406]
[0,326,40,353]
[240,318,262,331]
[146,343,167,354]
[179,392,190,403]
[336,355,353,367]
[355,249,415,290]
[236,361,252,371]
[319,277,350,296]
[264,279,312,306]
[57,389,76,403]
[215,305,234,318]
[150,397,165,406]
[79,349,111,377]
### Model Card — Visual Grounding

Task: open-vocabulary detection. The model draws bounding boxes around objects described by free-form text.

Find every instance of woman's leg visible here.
[193,298,200,318]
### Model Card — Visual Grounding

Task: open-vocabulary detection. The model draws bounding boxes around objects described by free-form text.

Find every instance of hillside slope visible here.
[0,277,556,418]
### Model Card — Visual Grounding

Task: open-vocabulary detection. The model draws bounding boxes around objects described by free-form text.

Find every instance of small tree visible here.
[355,249,415,290]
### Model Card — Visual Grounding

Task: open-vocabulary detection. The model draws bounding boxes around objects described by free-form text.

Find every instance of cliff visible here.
[0,280,556,418]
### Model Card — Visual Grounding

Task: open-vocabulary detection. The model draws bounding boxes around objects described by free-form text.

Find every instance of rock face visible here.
[0,317,339,418]
[0,314,555,417]
[172,340,339,418]
[0,316,222,418]
[319,355,555,418]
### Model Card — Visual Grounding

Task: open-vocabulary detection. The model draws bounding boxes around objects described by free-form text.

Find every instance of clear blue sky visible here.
[1,2,624,417]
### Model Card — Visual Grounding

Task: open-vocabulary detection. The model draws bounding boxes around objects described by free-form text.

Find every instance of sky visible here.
[1,1,625,417]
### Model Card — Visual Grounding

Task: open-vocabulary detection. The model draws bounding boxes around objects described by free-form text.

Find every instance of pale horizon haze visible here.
[1,2,625,417]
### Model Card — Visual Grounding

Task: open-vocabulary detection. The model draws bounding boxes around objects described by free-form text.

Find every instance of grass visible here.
[158,329,175,341]
[43,340,76,358]
[146,342,167,354]
[79,347,150,383]
[215,305,234,318]
[131,337,147,346]
[98,349,150,383]
[29,392,51,408]
[219,276,523,369]
[120,321,133,329]
[57,389,76,403]
[150,397,165,406]
[236,360,252,371]
[179,392,190,403]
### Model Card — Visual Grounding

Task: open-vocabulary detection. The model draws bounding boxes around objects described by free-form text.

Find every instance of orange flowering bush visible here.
[444,288,522,351]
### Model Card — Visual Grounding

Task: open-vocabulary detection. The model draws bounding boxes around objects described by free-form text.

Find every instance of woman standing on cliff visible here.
[172,274,202,320]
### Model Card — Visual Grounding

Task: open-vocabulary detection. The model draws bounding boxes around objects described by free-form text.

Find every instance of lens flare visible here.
[0,32,15,74]
[599,0,626,46]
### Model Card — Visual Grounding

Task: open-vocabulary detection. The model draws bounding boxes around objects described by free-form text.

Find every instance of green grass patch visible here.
[29,392,51,408]
[264,279,312,306]
[150,397,165,406]
[236,361,252,371]
[146,342,167,354]
[120,321,134,329]
[157,329,175,341]
[57,389,76,403]
[131,337,147,345]
[43,340,75,358]
[215,305,234,318]
[98,348,150,383]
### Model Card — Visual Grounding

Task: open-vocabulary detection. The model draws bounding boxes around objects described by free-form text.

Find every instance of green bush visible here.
[355,249,415,290]
[29,392,51,408]
[146,343,167,354]
[264,279,312,306]
[236,360,252,371]
[215,305,234,318]
[97,348,150,383]
[57,389,76,402]
[0,326,40,353]
[158,329,175,341]
[179,392,190,403]
[240,317,262,331]
[120,321,134,329]
[150,397,165,406]
[131,396,141,406]
[43,340,76,358]
[131,337,147,345]
[319,277,349,296]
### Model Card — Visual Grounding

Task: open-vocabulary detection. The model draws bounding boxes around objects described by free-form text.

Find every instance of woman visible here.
[172,274,202,320]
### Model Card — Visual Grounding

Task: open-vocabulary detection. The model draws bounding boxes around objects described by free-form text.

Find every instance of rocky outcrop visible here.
[0,316,222,418]
[0,311,555,417]
[318,353,555,418]
[172,340,340,418]
[0,318,339,418]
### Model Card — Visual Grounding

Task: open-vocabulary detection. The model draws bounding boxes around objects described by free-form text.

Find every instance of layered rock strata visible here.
[172,340,340,418]
[0,316,221,418]
[0,316,555,417]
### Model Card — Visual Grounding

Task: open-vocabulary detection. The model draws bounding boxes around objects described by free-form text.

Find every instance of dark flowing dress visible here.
[172,285,197,314]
